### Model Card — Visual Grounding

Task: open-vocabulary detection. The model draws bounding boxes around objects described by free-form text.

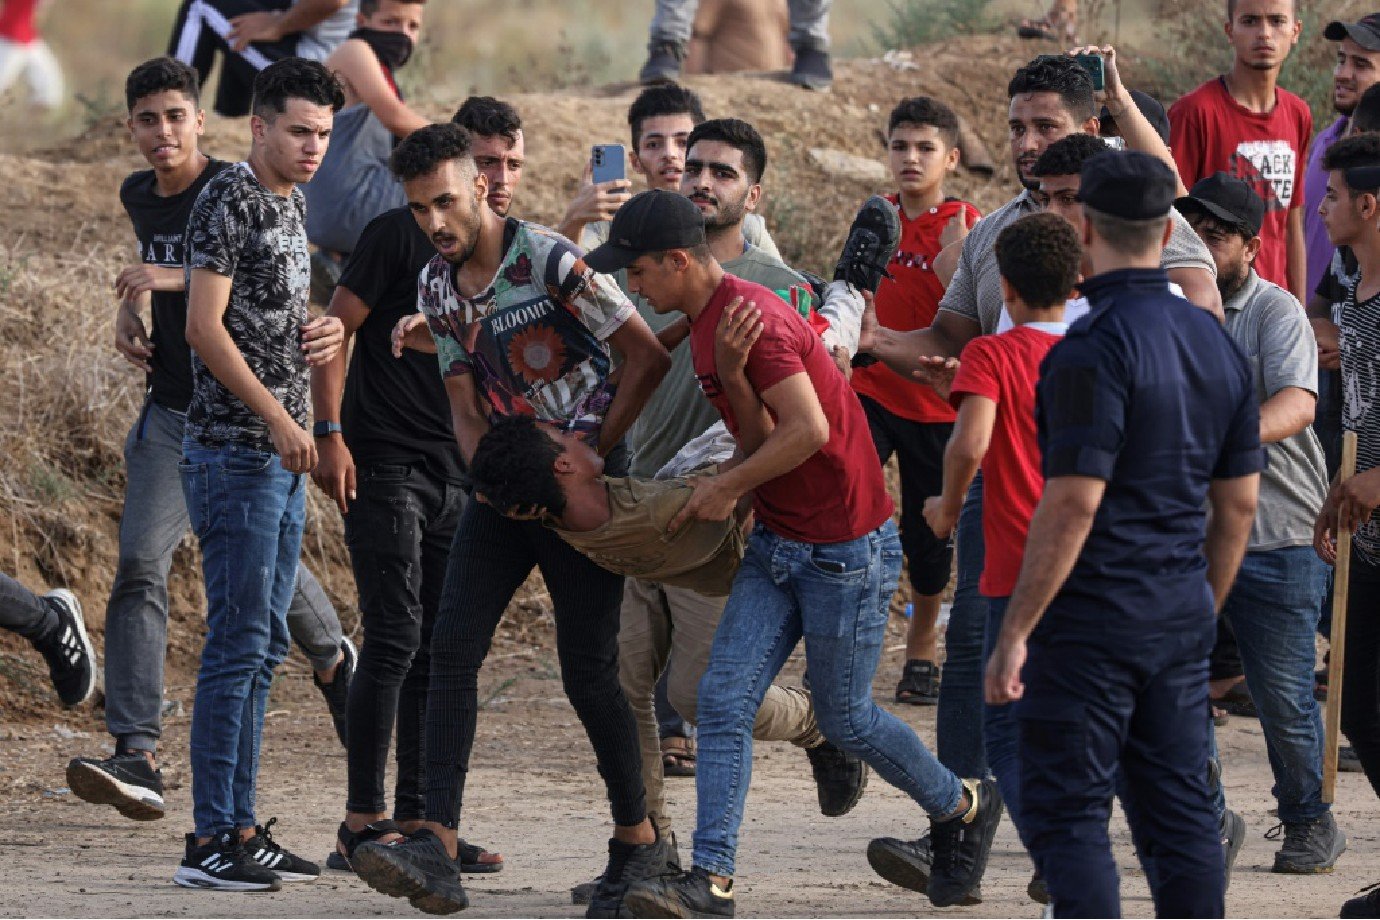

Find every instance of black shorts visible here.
[860,394,953,596]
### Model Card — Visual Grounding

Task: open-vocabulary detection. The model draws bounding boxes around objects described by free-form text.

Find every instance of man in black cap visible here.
[1180,173,1342,874]
[589,189,1002,917]
[985,150,1263,917]
[347,123,673,917]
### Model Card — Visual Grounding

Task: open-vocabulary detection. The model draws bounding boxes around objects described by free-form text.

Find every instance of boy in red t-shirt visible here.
[851,96,981,705]
[922,212,1081,841]
[1167,0,1311,302]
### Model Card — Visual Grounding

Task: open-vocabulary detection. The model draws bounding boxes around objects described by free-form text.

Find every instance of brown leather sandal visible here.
[661,735,697,777]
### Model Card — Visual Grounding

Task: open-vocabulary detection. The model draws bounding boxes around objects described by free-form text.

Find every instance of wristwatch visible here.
[313,420,343,438]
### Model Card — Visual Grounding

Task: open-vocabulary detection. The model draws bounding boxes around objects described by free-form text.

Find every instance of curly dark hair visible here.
[389,122,474,182]
[469,415,568,517]
[453,95,522,141]
[686,117,767,182]
[125,56,199,112]
[627,82,705,150]
[1029,133,1108,178]
[1324,133,1380,194]
[251,57,345,119]
[1352,84,1380,135]
[994,212,1082,310]
[1008,55,1096,121]
[887,96,959,148]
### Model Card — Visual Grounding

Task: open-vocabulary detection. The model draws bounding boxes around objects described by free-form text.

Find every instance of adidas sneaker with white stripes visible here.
[243,818,320,882]
[173,832,281,891]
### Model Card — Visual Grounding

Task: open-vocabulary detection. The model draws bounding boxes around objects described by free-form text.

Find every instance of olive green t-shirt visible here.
[552,471,745,596]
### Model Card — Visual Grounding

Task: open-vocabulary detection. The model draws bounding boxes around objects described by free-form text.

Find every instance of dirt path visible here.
[3,640,1377,918]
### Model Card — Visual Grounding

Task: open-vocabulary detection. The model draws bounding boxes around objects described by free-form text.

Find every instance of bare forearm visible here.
[655,318,691,353]
[309,334,351,425]
[998,494,1098,643]
[870,324,961,379]
[1205,511,1254,611]
[1259,388,1315,443]
[598,359,666,456]
[720,373,773,456]
[278,0,345,33]
[190,326,292,428]
[1287,214,1308,305]
[716,418,825,498]
[939,441,982,519]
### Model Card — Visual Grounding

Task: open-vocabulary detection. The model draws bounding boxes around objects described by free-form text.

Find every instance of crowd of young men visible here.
[2,0,1377,916]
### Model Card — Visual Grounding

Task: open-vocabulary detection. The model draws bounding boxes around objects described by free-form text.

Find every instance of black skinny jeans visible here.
[344,462,466,819]
[1343,552,1380,799]
[424,497,646,828]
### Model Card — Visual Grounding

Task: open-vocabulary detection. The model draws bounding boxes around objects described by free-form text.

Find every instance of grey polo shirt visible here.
[1224,271,1329,550]
[939,189,1217,334]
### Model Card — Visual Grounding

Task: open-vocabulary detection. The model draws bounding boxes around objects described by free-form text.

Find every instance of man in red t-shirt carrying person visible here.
[585,189,1002,918]
[851,96,980,706]
[1168,0,1312,303]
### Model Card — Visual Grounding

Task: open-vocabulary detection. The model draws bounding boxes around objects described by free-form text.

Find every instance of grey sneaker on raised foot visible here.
[639,41,685,85]
[864,833,982,905]
[834,196,901,296]
[1222,808,1246,890]
[788,45,832,91]
[1269,812,1346,874]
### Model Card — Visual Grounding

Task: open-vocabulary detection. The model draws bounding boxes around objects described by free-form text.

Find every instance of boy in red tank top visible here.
[851,96,981,705]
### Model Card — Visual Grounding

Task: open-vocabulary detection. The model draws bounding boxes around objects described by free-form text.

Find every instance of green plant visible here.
[869,0,999,51]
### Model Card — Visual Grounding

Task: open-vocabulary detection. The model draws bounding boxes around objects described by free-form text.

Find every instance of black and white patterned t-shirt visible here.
[1340,277,1380,563]
[184,162,310,452]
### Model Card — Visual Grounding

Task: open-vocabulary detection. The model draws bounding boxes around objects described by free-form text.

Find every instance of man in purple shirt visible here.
[1304,14,1380,295]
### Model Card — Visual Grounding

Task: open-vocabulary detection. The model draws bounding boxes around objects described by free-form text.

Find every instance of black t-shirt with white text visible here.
[120,158,230,412]
[337,207,465,483]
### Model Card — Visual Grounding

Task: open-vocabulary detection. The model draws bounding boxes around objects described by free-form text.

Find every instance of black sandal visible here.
[325,819,405,870]
[895,659,941,705]
[456,838,504,874]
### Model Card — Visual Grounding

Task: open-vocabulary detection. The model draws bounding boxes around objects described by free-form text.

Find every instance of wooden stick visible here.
[1324,430,1359,804]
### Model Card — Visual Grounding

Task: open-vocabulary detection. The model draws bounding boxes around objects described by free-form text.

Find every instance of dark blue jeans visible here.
[1016,622,1222,918]
[982,595,1021,828]
[181,441,305,837]
[691,520,963,877]
[1215,547,1330,823]
[938,474,988,777]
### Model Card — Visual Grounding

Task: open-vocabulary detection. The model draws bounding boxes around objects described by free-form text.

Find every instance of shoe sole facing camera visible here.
[47,589,96,707]
[65,758,165,821]
[865,838,982,905]
[171,866,280,892]
[352,843,468,914]
[622,886,729,919]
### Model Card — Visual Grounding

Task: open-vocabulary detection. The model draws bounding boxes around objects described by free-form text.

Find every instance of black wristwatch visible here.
[313,420,343,438]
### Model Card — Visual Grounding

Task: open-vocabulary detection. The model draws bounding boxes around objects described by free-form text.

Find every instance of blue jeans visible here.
[938,474,988,777]
[982,596,1021,829]
[691,520,963,877]
[181,441,306,837]
[1216,547,1330,823]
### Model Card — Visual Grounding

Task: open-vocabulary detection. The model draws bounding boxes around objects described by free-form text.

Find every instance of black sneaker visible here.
[927,778,1003,908]
[1221,808,1246,890]
[33,589,95,708]
[313,637,356,748]
[572,876,600,906]
[172,831,281,891]
[587,830,681,918]
[66,751,165,820]
[1027,870,1048,904]
[805,739,868,817]
[624,866,734,919]
[834,195,901,295]
[788,45,832,91]
[243,818,320,882]
[1342,883,1380,918]
[865,833,982,905]
[1269,813,1346,874]
[638,41,685,85]
[353,828,468,914]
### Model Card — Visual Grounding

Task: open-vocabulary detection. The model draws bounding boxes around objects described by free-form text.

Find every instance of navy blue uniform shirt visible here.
[1035,267,1264,640]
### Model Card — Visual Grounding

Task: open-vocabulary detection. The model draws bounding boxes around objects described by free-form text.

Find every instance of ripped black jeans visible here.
[343,461,467,819]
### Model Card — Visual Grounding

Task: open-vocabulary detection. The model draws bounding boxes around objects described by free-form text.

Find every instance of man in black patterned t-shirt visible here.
[1316,138,1380,879]
[173,57,344,893]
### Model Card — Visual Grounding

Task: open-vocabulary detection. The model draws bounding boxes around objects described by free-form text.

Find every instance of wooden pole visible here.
[1324,430,1359,804]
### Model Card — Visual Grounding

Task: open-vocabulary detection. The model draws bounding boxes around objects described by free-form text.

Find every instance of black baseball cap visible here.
[1325,14,1380,52]
[583,189,707,273]
[1100,89,1170,145]
[1175,172,1265,238]
[1079,150,1176,220]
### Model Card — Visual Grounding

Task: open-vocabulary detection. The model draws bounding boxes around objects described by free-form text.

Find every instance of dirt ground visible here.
[3,626,1378,919]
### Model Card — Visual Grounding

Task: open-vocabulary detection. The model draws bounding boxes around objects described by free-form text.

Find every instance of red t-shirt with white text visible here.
[949,325,1063,597]
[691,273,894,544]
[1168,78,1312,291]
[852,194,981,422]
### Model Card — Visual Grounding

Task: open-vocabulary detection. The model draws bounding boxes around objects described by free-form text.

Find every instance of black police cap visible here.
[1079,150,1177,221]
[584,189,707,274]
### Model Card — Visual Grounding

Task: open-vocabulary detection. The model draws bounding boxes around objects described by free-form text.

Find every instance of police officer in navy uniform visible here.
[984,150,1264,918]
